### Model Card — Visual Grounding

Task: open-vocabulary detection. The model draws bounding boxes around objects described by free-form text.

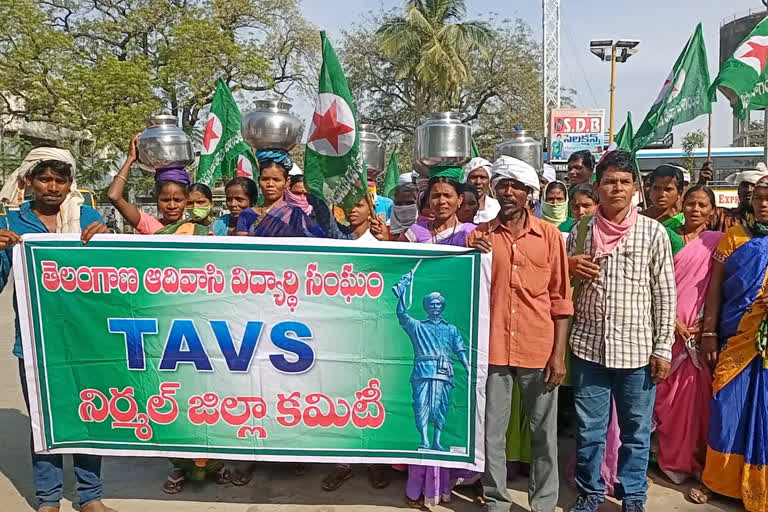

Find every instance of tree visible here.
[681,129,706,176]
[0,0,317,163]
[340,13,558,167]
[376,0,492,107]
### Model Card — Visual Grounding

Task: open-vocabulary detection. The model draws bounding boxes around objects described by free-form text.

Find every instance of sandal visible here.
[231,462,256,486]
[215,466,232,485]
[162,468,186,494]
[688,486,713,504]
[368,465,391,489]
[407,498,425,509]
[473,479,486,505]
[322,465,353,491]
[294,462,308,476]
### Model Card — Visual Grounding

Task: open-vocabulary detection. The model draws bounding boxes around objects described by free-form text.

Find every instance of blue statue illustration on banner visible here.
[392,269,470,451]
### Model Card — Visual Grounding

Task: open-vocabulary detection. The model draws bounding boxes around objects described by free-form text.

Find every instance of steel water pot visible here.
[241,100,304,151]
[414,112,471,170]
[136,115,195,170]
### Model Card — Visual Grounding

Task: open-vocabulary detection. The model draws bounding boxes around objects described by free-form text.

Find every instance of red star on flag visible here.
[307,99,354,153]
[742,40,768,74]
[202,117,220,153]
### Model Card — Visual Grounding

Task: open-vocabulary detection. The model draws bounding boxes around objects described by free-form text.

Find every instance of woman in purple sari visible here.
[236,149,324,238]
[398,175,479,508]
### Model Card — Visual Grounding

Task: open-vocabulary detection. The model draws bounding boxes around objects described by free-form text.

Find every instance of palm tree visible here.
[376,0,493,108]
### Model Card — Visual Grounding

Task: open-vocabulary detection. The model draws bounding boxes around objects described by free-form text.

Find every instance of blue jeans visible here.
[19,358,104,508]
[571,355,656,503]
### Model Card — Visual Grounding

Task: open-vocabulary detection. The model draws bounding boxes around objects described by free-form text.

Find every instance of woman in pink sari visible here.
[654,185,722,484]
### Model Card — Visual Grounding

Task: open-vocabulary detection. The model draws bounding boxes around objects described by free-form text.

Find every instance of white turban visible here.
[398,172,414,185]
[541,164,557,184]
[0,147,84,233]
[462,157,492,182]
[288,162,303,176]
[490,155,540,193]
[740,169,768,185]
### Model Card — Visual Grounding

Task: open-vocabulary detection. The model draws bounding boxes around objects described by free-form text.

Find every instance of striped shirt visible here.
[567,214,676,369]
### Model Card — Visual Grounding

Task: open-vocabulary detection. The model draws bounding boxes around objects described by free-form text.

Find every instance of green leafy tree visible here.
[376,0,492,107]
[681,129,707,176]
[341,13,564,166]
[0,0,317,192]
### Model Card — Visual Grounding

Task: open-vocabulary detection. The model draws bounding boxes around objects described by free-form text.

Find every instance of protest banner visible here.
[549,108,606,161]
[14,235,489,471]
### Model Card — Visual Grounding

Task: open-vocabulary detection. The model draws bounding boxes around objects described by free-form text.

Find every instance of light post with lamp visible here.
[589,39,641,145]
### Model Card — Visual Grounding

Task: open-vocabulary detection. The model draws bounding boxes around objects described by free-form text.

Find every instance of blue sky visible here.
[301,0,763,148]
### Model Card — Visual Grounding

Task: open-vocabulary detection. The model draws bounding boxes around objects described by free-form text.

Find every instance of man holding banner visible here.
[469,156,572,512]
[0,153,113,512]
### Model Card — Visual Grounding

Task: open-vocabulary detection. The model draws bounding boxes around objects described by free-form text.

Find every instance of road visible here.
[0,287,742,511]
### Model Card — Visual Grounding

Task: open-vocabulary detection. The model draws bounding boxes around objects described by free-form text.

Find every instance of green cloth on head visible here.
[428,165,464,180]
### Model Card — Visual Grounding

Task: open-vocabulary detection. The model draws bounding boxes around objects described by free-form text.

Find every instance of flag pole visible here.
[764,107,768,165]
[707,113,712,162]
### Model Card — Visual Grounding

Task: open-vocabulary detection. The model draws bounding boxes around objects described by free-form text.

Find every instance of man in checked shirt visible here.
[566,150,675,512]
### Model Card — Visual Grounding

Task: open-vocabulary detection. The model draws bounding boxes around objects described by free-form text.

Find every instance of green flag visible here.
[633,23,712,151]
[305,31,365,208]
[615,112,634,151]
[196,79,257,186]
[471,138,480,158]
[382,151,400,198]
[711,17,768,119]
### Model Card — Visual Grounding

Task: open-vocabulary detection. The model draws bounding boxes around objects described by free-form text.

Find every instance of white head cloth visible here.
[398,172,414,185]
[288,162,303,176]
[541,164,557,184]
[741,168,768,185]
[490,155,540,193]
[462,157,493,182]
[0,148,84,233]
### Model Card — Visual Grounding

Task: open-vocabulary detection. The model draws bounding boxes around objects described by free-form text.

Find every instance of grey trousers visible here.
[482,365,559,512]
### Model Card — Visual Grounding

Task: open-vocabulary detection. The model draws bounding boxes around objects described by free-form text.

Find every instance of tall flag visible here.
[633,23,712,151]
[615,112,635,151]
[711,17,768,119]
[383,150,400,198]
[197,79,257,186]
[305,31,366,208]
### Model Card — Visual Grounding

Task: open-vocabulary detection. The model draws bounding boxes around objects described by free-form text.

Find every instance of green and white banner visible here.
[14,235,489,471]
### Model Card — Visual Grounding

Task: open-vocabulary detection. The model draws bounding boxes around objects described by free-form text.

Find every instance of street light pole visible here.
[609,43,617,145]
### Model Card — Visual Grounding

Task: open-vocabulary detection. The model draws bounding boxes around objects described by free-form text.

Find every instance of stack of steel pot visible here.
[241,100,303,151]
[359,124,386,178]
[413,112,471,175]
[136,115,195,170]
[494,129,543,171]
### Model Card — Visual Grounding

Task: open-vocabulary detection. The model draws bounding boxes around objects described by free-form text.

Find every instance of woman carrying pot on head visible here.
[463,157,500,224]
[108,135,210,235]
[211,177,259,236]
[235,150,324,237]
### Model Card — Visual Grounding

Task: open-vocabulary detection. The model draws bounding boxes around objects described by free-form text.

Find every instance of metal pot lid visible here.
[252,99,293,112]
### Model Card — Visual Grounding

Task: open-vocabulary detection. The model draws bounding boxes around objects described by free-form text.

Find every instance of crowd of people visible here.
[0,138,767,512]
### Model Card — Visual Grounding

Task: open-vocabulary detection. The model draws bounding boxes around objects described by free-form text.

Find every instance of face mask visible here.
[390,204,419,234]
[187,205,212,221]
[541,201,569,226]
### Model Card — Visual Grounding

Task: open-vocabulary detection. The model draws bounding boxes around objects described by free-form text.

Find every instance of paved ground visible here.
[0,287,743,511]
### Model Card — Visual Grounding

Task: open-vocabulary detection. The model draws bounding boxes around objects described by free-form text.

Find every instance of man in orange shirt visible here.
[469,156,573,512]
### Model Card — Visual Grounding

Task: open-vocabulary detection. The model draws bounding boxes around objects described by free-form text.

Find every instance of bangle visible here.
[701,332,718,338]
[114,175,128,183]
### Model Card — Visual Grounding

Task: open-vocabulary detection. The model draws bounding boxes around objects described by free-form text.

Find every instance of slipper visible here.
[322,465,352,491]
[232,463,256,486]
[162,469,186,494]
[368,465,391,489]
[215,466,232,485]
[688,486,713,504]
